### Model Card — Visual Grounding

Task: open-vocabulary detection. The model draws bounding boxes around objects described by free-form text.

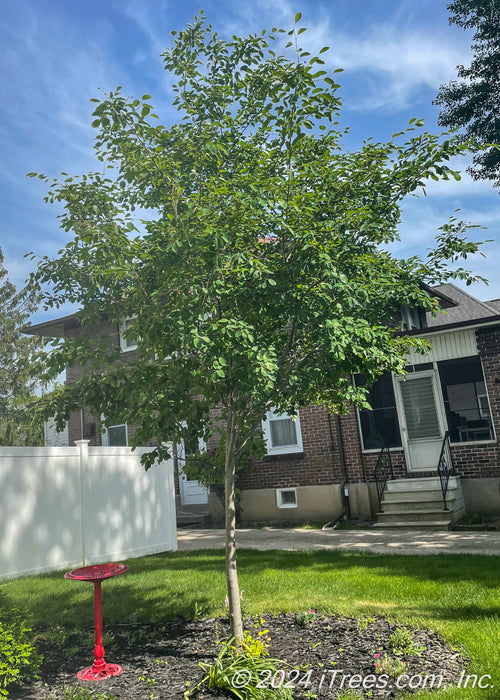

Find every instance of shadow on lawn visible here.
[139,547,500,586]
[4,548,500,630]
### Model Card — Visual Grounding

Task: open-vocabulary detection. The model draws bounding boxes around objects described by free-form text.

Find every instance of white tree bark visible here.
[224,407,243,642]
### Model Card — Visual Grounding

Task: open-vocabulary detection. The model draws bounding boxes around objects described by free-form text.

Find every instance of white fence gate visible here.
[0,441,177,580]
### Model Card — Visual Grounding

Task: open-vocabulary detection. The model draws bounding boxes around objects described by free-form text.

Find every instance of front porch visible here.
[372,433,465,530]
[373,475,466,530]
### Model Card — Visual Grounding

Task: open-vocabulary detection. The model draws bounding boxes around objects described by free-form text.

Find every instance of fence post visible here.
[75,440,90,566]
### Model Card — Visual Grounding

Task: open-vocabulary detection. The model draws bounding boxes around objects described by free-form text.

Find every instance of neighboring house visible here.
[43,417,69,447]
[24,284,500,528]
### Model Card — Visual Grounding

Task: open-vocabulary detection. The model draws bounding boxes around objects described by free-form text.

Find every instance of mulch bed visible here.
[13,614,468,699]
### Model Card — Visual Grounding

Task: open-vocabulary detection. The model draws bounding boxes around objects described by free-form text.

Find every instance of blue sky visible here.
[1,0,499,322]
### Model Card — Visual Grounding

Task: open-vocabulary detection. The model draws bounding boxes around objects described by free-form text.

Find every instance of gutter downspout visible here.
[334,412,350,518]
[325,412,350,526]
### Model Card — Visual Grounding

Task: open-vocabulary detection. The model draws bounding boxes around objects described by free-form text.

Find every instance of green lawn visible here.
[1,549,499,699]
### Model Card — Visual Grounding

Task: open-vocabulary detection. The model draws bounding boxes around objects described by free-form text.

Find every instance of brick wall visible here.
[238,405,340,490]
[451,326,500,479]
[337,411,410,482]
[62,320,500,491]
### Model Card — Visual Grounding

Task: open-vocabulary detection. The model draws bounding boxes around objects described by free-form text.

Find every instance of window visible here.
[438,356,494,443]
[262,409,303,455]
[276,488,298,509]
[119,317,138,352]
[400,305,422,331]
[179,433,205,466]
[102,423,128,446]
[355,373,402,450]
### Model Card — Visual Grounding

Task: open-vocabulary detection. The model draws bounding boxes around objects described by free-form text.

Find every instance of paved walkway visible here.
[177,527,500,556]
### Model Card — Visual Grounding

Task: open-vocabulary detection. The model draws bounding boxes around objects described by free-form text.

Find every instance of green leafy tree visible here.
[435,0,500,187]
[0,249,43,446]
[27,14,485,640]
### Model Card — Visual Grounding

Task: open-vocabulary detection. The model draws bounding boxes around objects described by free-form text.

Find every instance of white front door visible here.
[178,440,209,505]
[395,371,446,472]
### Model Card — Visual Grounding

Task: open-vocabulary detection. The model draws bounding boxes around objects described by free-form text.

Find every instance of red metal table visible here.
[65,563,129,681]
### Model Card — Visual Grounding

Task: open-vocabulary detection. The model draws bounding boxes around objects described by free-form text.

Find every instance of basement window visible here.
[276,488,298,509]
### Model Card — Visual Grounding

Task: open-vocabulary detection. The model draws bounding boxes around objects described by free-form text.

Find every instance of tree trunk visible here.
[224,408,243,642]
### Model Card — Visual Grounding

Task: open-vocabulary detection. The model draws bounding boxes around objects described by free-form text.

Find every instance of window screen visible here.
[438,356,493,443]
[270,418,298,448]
[355,373,402,450]
[399,376,441,439]
[263,410,303,455]
[106,424,128,446]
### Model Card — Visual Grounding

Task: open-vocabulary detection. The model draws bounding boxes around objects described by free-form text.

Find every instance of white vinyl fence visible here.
[0,440,177,580]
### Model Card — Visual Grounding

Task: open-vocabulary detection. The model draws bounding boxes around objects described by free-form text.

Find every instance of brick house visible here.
[25,283,500,528]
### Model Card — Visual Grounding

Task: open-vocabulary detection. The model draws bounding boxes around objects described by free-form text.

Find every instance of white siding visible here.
[406,329,477,365]
[44,418,69,446]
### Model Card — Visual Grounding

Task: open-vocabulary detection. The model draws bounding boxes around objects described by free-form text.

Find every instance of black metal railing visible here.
[437,431,456,511]
[373,444,394,513]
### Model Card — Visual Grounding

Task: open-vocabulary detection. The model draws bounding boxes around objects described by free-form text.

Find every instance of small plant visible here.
[357,617,375,633]
[138,671,157,698]
[338,690,364,700]
[295,610,317,626]
[389,627,426,656]
[138,672,156,685]
[242,619,271,659]
[186,638,293,699]
[61,684,117,699]
[374,653,407,678]
[0,611,42,698]
[468,512,483,525]
[192,601,205,619]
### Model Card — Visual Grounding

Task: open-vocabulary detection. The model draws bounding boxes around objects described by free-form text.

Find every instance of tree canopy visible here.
[27,14,486,637]
[0,248,43,446]
[435,0,500,187]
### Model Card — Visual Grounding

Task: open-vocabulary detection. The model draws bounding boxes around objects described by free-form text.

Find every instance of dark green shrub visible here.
[0,610,42,697]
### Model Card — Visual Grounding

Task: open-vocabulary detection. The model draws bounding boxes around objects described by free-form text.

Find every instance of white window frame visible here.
[400,305,422,331]
[262,409,303,456]
[119,316,138,352]
[276,487,298,509]
[101,422,128,447]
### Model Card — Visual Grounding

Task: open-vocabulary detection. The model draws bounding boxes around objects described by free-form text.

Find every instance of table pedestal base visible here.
[64,563,129,683]
[77,663,123,681]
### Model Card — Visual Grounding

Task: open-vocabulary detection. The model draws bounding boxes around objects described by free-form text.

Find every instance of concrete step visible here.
[380,500,451,514]
[372,520,452,530]
[385,476,458,492]
[376,509,452,523]
[374,476,463,531]
[177,509,211,529]
[382,491,454,506]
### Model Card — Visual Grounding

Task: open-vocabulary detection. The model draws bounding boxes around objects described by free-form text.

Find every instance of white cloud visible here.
[393,194,500,300]
[292,19,471,113]
[208,0,471,113]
